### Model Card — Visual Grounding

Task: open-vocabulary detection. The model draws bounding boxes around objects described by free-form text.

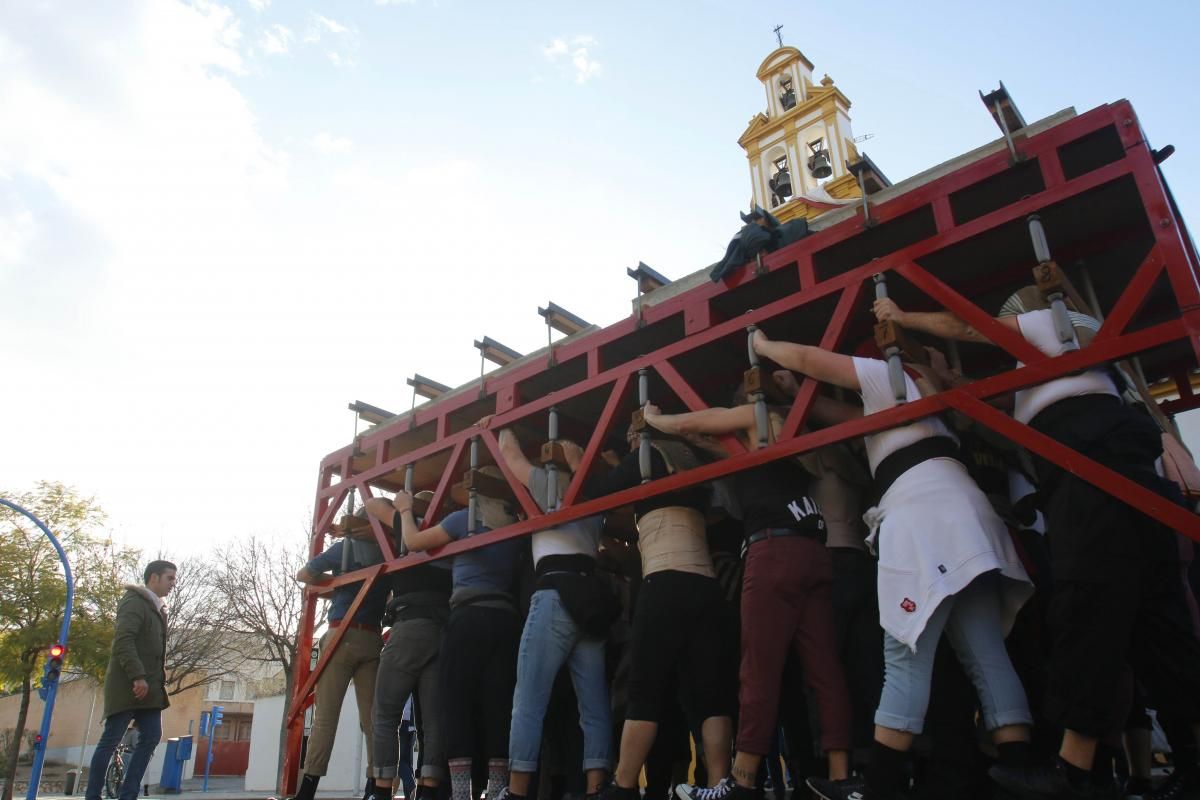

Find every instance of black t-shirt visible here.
[590,448,708,517]
[389,512,452,598]
[734,460,825,539]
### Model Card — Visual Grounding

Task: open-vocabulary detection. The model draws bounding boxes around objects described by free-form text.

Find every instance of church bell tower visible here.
[738,43,878,222]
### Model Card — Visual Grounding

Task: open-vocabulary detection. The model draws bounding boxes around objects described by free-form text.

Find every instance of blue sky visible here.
[2,0,1198,552]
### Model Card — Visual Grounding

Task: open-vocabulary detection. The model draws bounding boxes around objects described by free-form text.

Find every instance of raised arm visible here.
[393,491,453,552]
[872,298,1016,344]
[751,330,860,390]
[496,428,535,487]
[642,403,755,437]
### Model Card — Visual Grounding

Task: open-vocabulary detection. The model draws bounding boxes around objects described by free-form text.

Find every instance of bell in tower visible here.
[768,156,793,206]
[807,139,833,180]
[779,76,797,111]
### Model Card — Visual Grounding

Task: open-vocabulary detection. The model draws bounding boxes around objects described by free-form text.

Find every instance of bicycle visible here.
[104,739,134,799]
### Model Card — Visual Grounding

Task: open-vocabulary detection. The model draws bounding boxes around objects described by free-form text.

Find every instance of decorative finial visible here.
[821,73,834,87]
[773,24,784,48]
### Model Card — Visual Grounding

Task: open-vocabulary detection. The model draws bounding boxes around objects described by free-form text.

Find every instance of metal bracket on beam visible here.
[475,336,523,398]
[980,81,1027,164]
[628,262,671,326]
[846,154,891,229]
[539,302,590,366]
[347,400,397,427]
[406,373,451,429]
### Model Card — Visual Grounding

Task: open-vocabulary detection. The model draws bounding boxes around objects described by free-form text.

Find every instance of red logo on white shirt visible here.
[900,598,917,613]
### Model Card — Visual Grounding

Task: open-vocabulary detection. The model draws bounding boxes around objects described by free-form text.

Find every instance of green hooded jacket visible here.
[103,585,169,717]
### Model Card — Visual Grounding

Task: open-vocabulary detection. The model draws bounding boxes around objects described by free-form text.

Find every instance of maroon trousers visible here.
[737,534,853,755]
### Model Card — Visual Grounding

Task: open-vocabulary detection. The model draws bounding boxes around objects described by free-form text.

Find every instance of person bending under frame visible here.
[749,328,1035,800]
[874,292,1200,800]
[638,392,854,800]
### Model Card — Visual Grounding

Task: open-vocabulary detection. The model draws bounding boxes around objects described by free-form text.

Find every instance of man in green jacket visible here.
[85,559,175,800]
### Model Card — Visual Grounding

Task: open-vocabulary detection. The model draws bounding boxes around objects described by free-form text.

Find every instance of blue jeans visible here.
[85,708,162,800]
[875,571,1032,734]
[509,588,612,772]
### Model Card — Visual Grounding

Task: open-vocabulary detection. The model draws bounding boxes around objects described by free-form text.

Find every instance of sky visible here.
[2,0,1199,556]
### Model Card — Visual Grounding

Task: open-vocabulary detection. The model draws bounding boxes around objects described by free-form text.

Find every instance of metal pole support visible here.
[546,407,560,511]
[1028,215,1077,347]
[746,325,770,448]
[468,437,480,533]
[637,369,652,484]
[873,273,908,403]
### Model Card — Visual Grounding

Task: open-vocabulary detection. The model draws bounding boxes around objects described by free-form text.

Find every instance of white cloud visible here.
[314,14,348,35]
[0,207,34,270]
[247,0,269,10]
[311,132,353,153]
[258,23,292,55]
[375,0,418,4]
[543,34,602,84]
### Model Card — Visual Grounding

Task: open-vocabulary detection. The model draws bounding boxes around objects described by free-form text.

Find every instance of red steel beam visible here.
[564,375,631,507]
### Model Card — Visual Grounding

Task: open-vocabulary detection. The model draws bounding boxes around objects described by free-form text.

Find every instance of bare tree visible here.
[161,557,242,696]
[209,533,312,789]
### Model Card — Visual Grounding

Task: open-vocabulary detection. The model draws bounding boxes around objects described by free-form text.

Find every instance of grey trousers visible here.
[373,617,447,781]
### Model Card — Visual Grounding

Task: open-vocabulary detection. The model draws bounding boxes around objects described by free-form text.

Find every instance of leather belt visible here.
[328,619,380,633]
[746,527,823,546]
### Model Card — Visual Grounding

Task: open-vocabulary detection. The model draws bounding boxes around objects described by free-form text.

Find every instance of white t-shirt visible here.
[528,466,602,566]
[853,357,956,473]
[1012,309,1118,423]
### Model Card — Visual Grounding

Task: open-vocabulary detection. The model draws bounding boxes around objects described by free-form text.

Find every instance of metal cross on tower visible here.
[773,24,783,47]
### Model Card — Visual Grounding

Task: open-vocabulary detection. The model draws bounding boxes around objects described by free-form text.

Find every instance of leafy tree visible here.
[0,482,137,800]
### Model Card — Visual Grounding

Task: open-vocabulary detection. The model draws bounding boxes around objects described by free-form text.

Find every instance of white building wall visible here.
[246,688,368,793]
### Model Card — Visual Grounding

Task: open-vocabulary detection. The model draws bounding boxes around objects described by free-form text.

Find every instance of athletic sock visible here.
[996,740,1031,767]
[485,760,508,800]
[865,741,909,797]
[449,760,473,800]
[294,774,321,800]
[1057,756,1091,792]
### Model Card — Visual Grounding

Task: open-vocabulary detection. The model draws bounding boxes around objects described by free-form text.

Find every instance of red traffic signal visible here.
[48,644,65,659]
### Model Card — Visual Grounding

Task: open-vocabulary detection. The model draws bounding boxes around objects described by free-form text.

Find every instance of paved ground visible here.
[19,774,363,800]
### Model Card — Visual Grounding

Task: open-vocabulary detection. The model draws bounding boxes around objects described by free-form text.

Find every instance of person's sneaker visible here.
[595,783,639,800]
[675,777,756,800]
[989,761,1118,799]
[804,777,877,800]
[1147,768,1200,800]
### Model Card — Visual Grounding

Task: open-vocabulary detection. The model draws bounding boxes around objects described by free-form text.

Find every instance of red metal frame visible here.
[279,100,1200,792]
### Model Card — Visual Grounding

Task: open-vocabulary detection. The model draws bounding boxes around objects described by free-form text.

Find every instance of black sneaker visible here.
[1147,769,1200,800]
[804,777,878,800]
[675,778,756,800]
[988,762,1118,799]
[596,783,639,800]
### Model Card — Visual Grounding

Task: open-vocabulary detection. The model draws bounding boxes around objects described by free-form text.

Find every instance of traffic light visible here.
[212,705,224,727]
[38,643,66,700]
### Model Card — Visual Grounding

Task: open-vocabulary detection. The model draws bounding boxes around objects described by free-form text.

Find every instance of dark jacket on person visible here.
[103,585,169,717]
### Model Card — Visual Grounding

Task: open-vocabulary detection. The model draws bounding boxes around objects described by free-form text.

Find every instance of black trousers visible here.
[831,547,884,753]
[1025,395,1200,738]
[439,605,521,760]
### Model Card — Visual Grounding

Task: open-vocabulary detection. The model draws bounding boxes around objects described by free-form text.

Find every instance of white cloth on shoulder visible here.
[853,357,1032,651]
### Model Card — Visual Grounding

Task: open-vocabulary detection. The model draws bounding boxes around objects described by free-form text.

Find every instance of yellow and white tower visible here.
[738,46,872,222]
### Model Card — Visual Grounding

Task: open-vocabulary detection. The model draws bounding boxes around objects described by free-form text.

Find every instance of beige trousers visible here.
[302,626,381,777]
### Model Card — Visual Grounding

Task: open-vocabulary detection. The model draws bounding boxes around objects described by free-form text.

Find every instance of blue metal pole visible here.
[1,499,74,800]
[203,727,214,792]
